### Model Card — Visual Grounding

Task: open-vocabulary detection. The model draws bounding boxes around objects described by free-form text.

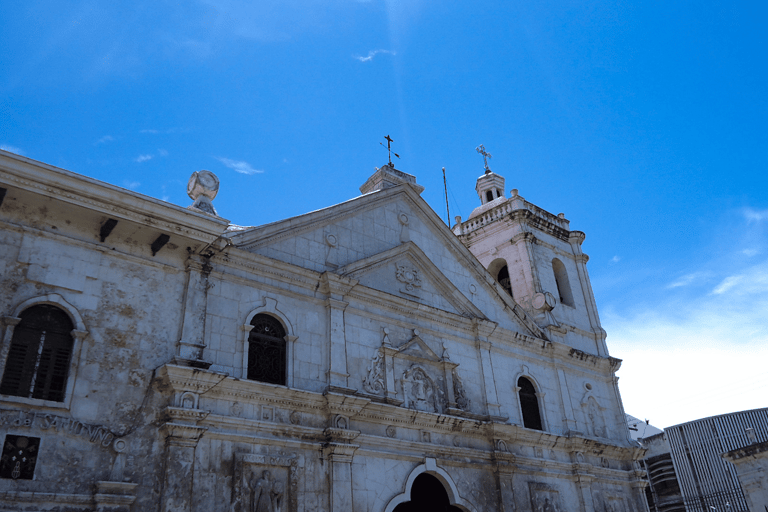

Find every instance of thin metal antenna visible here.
[442,167,450,226]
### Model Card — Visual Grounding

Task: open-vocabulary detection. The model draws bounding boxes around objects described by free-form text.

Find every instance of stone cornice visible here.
[0,151,229,244]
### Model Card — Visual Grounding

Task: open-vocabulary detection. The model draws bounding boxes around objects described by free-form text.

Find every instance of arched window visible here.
[485,190,494,203]
[518,377,543,431]
[247,314,287,385]
[0,305,74,402]
[497,265,513,298]
[552,258,574,307]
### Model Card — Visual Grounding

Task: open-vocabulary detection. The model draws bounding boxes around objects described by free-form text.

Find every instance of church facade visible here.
[0,149,646,512]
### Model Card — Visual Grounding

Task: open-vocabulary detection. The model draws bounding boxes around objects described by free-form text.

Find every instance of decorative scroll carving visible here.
[452,369,470,411]
[362,348,385,395]
[396,264,422,297]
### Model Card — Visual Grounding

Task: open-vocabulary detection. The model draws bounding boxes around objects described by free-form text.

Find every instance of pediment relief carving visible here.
[361,328,471,416]
[337,242,485,319]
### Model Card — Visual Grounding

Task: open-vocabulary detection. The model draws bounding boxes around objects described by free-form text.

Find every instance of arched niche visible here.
[552,258,574,307]
[487,258,513,298]
[240,297,296,385]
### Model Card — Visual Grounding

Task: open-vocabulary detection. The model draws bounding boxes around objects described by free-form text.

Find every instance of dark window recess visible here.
[393,473,462,512]
[497,265,513,298]
[485,190,494,203]
[1,435,40,480]
[0,305,74,402]
[0,187,7,208]
[518,377,543,431]
[150,234,170,256]
[247,314,287,385]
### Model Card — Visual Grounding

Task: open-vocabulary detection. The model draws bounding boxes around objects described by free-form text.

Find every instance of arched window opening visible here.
[496,189,501,198]
[393,473,462,512]
[552,258,574,307]
[0,305,74,402]
[485,190,494,203]
[247,314,287,385]
[496,265,513,298]
[518,377,543,431]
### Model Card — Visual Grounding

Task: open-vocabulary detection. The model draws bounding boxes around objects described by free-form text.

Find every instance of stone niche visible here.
[528,482,563,512]
[232,453,299,512]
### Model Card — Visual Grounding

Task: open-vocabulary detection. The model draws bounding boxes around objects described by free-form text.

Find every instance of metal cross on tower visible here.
[476,144,492,174]
[380,135,400,167]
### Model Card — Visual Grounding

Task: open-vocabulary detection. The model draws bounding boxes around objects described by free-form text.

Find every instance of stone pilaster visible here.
[473,319,505,420]
[511,231,541,307]
[323,428,360,512]
[571,465,596,512]
[159,423,207,512]
[556,368,579,433]
[176,258,213,367]
[319,272,358,394]
[568,232,608,356]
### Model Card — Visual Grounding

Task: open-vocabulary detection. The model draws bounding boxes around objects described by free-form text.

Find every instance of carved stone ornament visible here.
[529,482,562,512]
[385,425,396,438]
[401,365,442,413]
[452,369,471,411]
[187,170,220,216]
[362,348,385,395]
[232,453,299,512]
[396,264,422,297]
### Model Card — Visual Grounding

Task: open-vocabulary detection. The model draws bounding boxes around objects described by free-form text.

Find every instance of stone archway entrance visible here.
[393,473,463,512]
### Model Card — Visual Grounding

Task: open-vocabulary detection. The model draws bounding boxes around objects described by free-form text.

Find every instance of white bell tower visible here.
[453,164,608,356]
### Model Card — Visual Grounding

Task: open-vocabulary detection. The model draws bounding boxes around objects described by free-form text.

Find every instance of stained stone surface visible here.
[0,151,647,512]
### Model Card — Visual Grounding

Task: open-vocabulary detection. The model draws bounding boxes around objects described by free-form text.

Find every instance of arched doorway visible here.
[393,474,463,512]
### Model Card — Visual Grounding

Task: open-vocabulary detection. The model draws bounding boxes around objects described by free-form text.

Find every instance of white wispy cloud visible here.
[158,149,169,157]
[666,271,710,289]
[140,128,180,135]
[743,207,768,223]
[123,180,141,190]
[135,154,153,163]
[0,144,24,155]
[95,135,114,145]
[354,49,395,62]
[606,257,768,427]
[610,255,620,263]
[215,157,263,175]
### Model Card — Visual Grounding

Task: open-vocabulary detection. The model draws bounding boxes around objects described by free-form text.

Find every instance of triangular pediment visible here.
[396,335,441,362]
[225,184,546,339]
[337,242,484,318]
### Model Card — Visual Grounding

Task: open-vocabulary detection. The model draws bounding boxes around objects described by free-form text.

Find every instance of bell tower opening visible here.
[393,473,463,512]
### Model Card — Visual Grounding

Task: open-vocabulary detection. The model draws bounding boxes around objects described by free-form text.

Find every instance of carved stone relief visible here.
[396,264,422,297]
[529,483,562,512]
[402,365,441,413]
[452,369,471,411]
[362,348,385,396]
[385,425,396,438]
[232,453,299,512]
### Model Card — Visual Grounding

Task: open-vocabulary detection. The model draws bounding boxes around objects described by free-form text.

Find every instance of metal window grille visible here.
[518,377,543,431]
[247,314,286,385]
[0,305,74,402]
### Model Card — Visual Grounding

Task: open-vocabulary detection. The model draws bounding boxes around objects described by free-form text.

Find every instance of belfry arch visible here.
[384,459,475,512]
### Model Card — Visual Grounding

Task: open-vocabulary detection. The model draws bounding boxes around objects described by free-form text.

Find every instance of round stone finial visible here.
[187,170,220,201]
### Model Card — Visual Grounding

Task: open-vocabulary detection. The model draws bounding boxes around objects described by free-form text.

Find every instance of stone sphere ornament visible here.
[187,170,220,216]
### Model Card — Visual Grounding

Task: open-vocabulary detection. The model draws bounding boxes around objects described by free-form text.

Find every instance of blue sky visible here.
[2,0,766,428]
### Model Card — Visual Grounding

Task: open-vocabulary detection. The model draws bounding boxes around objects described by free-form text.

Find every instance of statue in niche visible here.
[249,470,283,512]
[401,366,439,413]
[587,397,607,438]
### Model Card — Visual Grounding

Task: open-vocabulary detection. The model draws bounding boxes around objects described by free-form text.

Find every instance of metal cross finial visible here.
[380,135,400,167]
[476,144,492,174]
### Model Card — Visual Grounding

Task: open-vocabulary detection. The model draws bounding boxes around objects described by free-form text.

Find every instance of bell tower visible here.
[453,168,608,356]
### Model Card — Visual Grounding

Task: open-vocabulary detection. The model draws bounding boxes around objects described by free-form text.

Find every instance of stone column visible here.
[176,258,213,366]
[160,424,207,512]
[0,316,21,369]
[511,232,541,308]
[556,368,579,433]
[319,272,358,394]
[473,319,505,420]
[572,467,596,512]
[568,232,608,356]
[323,429,360,511]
